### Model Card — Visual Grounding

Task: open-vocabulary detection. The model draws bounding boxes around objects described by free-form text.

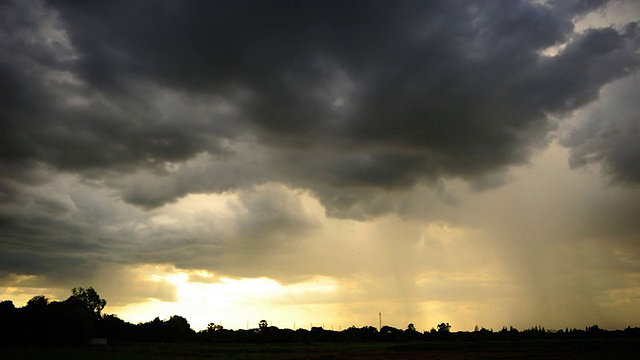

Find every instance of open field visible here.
[2,339,639,360]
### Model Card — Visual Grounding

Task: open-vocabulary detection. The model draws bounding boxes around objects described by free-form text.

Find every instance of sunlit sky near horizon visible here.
[1,0,640,332]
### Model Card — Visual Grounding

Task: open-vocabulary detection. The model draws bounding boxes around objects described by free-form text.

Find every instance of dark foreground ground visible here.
[2,339,639,360]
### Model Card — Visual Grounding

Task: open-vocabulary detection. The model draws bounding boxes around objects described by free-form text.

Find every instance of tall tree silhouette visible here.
[69,287,106,317]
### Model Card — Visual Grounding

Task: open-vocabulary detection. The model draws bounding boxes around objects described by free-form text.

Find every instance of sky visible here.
[1,0,639,332]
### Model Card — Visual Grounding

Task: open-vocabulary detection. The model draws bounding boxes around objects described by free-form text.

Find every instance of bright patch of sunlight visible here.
[113,268,343,331]
[169,192,238,214]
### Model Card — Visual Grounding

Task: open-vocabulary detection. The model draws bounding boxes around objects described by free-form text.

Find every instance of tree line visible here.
[1,287,639,346]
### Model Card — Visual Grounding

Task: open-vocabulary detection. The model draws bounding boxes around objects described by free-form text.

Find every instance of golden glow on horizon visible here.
[1,144,639,331]
[109,267,344,331]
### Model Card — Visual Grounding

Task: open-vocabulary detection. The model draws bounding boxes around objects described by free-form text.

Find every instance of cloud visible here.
[1,144,639,329]
[560,75,640,184]
[1,0,638,218]
[0,169,324,287]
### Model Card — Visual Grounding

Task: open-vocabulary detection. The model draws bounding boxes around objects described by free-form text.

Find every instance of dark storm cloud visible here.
[550,0,610,16]
[1,0,639,282]
[560,76,640,184]
[2,0,638,211]
[0,0,234,176]
[2,0,640,212]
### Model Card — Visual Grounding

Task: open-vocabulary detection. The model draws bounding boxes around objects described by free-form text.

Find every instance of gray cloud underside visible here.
[1,0,639,214]
[560,76,640,184]
[0,171,322,287]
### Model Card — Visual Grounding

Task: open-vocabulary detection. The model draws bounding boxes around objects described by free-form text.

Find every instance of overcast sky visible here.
[1,0,640,331]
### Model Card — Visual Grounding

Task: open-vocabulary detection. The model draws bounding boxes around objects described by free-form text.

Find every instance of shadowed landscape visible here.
[2,288,639,359]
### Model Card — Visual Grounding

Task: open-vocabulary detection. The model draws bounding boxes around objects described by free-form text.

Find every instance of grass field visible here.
[2,339,639,359]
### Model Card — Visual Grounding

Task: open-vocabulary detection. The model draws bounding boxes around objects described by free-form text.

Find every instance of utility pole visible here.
[379,312,382,331]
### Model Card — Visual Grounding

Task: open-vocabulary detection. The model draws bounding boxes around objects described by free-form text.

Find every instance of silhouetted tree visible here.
[437,322,451,333]
[207,322,224,332]
[48,299,95,345]
[0,300,18,346]
[100,313,135,341]
[69,287,106,317]
[5,291,640,346]
[25,295,48,310]
[166,315,194,342]
[403,323,422,341]
[0,299,15,312]
[20,295,51,344]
